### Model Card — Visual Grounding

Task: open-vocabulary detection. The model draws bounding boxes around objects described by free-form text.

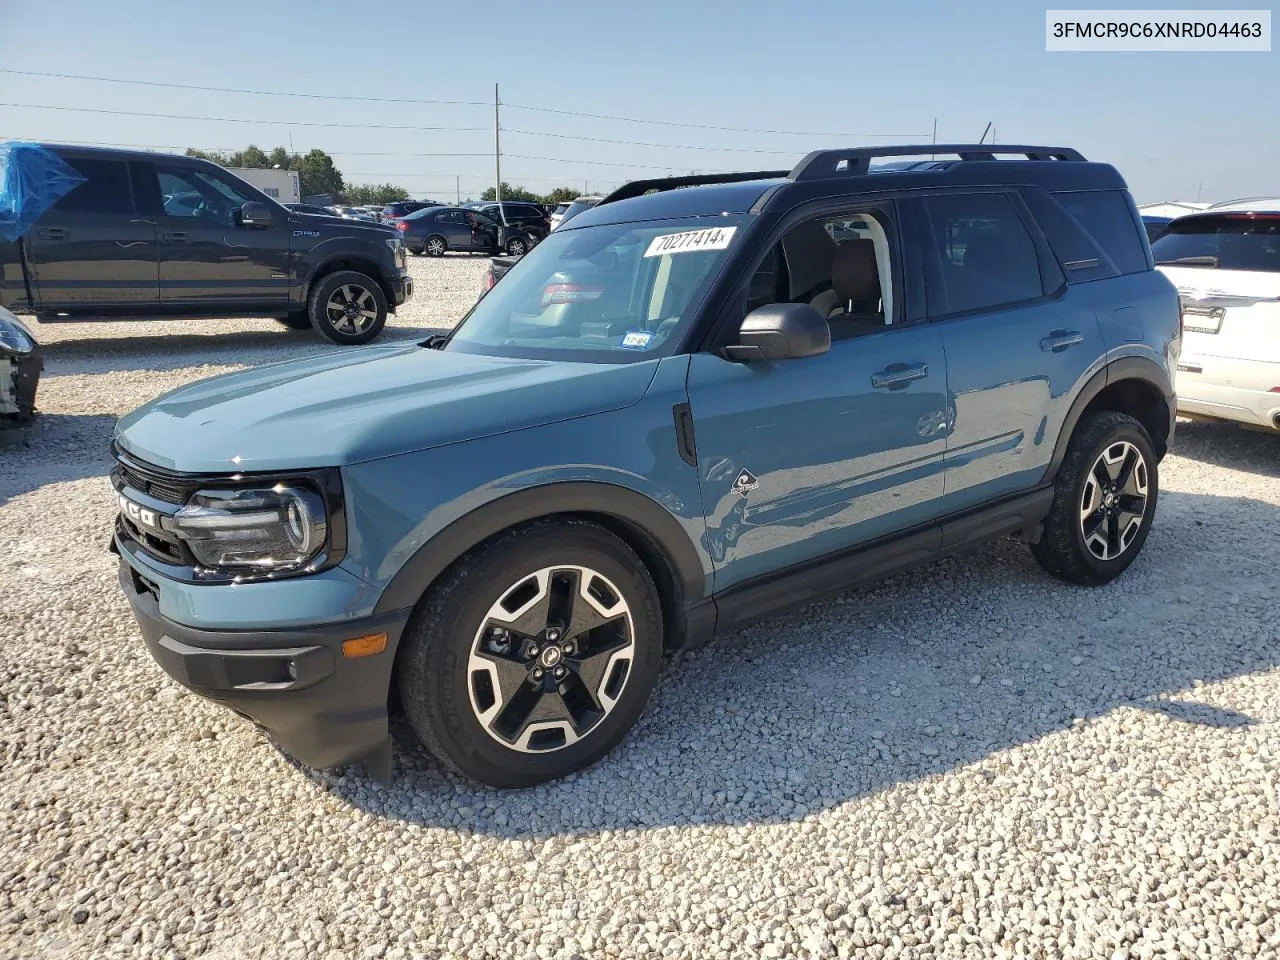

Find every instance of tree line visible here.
[186,145,594,207]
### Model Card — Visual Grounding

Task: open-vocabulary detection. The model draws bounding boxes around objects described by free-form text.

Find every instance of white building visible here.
[1138,201,1211,219]
[227,167,301,204]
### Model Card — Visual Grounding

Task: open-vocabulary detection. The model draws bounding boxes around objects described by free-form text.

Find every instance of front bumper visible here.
[118,559,410,771]
[389,269,413,307]
[0,310,42,427]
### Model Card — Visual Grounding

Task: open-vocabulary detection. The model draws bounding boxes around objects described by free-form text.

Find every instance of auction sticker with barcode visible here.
[644,226,737,258]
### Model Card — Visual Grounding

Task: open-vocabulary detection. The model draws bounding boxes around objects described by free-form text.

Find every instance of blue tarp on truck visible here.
[0,141,86,242]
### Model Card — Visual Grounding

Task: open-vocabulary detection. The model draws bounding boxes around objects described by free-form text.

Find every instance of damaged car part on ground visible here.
[111,144,1180,788]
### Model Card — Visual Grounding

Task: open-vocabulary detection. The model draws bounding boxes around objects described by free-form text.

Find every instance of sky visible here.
[0,0,1275,204]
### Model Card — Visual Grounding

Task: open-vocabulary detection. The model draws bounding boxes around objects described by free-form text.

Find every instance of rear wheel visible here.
[1032,411,1158,585]
[506,236,528,256]
[397,519,663,787]
[424,235,447,257]
[307,271,388,345]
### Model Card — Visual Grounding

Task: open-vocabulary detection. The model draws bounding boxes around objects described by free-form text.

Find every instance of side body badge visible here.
[732,469,759,498]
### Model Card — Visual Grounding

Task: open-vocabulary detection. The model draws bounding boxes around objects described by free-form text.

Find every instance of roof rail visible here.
[598,170,789,206]
[789,144,1086,181]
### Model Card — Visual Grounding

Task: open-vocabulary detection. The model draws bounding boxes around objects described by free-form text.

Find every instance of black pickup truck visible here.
[0,144,413,345]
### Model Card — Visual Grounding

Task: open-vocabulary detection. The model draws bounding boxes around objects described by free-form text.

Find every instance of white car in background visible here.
[1153,200,1280,433]
[549,195,602,231]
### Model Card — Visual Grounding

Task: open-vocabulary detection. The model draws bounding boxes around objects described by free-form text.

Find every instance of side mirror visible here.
[723,303,830,362]
[239,201,274,228]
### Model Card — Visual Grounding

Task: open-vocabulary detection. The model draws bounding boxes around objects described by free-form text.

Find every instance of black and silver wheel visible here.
[397,520,663,787]
[424,235,447,257]
[1032,411,1158,584]
[506,236,528,256]
[307,270,388,345]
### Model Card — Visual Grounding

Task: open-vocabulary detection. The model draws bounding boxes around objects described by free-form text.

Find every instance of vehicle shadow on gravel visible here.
[37,324,454,376]
[1172,420,1280,477]
[308,487,1280,835]
[0,414,118,507]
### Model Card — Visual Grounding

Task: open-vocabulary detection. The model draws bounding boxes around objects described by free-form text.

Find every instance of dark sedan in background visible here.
[394,206,537,256]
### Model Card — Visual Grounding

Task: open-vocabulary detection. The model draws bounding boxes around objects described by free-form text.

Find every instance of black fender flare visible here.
[1042,355,1174,482]
[372,481,709,618]
[299,246,394,305]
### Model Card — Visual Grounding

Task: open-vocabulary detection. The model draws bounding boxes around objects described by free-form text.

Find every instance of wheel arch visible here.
[304,257,395,308]
[1043,356,1174,483]
[373,482,713,652]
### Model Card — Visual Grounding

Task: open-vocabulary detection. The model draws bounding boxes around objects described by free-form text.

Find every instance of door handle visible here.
[37,227,68,240]
[871,362,929,390]
[162,231,189,243]
[1040,330,1084,352]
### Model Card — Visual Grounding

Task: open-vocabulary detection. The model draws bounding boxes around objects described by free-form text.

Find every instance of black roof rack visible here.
[789,144,1086,181]
[598,170,788,206]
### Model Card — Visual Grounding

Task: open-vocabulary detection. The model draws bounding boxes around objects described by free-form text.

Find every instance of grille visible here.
[117,464,188,505]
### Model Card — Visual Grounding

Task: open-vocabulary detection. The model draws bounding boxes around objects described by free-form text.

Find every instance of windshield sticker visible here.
[644,226,737,258]
[620,330,654,349]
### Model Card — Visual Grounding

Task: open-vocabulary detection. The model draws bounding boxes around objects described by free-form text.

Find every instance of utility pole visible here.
[931,118,937,159]
[494,83,506,224]
[456,175,460,205]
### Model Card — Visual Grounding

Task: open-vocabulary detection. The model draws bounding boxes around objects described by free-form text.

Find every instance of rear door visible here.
[24,153,159,312]
[906,190,1100,514]
[145,161,291,309]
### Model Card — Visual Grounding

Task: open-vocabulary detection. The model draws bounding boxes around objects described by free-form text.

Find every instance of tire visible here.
[307,271,388,346]
[423,235,447,257]
[275,312,312,331]
[1031,411,1159,585]
[506,236,528,256]
[397,519,664,787]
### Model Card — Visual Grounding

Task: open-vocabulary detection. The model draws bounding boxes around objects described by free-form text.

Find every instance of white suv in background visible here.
[1153,200,1280,433]
[549,195,602,231]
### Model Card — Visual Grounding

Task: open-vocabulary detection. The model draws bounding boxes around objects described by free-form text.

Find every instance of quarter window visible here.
[1053,190,1148,274]
[922,193,1044,315]
[51,157,133,215]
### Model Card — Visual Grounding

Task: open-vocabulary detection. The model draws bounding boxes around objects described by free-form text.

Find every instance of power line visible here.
[0,70,487,107]
[0,103,485,131]
[505,128,803,155]
[0,68,926,139]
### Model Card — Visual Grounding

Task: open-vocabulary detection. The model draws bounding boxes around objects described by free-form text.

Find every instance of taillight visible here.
[541,283,603,307]
[483,268,496,291]
[396,220,409,233]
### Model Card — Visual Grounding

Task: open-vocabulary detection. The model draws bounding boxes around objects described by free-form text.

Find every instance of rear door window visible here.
[920,193,1045,315]
[1053,190,1148,274]
[51,157,133,215]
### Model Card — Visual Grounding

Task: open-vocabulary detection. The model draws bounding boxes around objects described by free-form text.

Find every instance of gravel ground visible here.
[2,254,1279,960]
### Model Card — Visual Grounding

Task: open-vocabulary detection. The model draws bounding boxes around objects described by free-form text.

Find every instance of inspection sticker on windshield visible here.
[644,226,737,258]
[620,330,654,349]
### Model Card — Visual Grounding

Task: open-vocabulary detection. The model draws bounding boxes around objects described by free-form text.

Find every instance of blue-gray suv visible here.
[112,145,1181,787]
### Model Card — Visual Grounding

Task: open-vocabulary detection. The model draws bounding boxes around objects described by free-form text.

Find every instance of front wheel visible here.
[1032,411,1158,585]
[397,520,663,787]
[307,271,388,345]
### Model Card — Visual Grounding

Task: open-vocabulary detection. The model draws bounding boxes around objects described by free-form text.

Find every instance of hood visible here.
[115,345,660,473]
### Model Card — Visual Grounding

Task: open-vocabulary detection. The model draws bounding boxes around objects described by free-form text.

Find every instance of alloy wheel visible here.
[1079,440,1148,561]
[508,238,527,256]
[426,237,445,256]
[467,565,635,753]
[324,284,378,335]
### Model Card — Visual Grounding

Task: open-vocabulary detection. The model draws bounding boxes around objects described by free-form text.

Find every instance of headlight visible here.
[0,313,35,356]
[170,484,328,573]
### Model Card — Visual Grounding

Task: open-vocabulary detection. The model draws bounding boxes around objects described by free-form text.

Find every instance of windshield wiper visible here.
[420,334,449,350]
[1156,256,1219,267]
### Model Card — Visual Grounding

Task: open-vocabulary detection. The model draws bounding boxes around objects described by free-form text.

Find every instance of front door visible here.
[687,206,950,592]
[25,153,159,312]
[144,162,290,308]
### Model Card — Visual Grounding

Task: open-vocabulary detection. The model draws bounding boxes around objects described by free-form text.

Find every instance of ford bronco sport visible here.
[112,144,1180,787]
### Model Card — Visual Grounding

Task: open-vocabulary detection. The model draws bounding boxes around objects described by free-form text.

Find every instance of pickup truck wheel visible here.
[275,312,312,331]
[1031,411,1158,585]
[424,235,447,257]
[308,271,388,345]
[397,519,663,788]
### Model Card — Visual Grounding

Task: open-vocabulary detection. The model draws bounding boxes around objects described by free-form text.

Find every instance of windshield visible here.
[446,215,748,362]
[1152,214,1280,272]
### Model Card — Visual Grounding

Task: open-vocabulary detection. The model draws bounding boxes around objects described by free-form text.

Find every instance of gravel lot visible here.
[2,254,1279,960]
